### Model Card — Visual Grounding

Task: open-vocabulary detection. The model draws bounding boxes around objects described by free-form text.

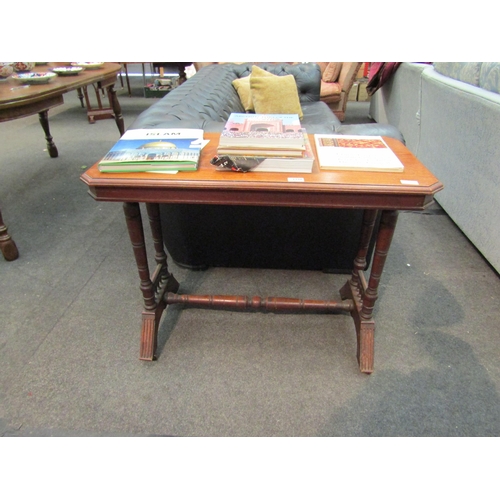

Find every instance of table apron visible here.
[85,186,437,211]
[0,95,64,122]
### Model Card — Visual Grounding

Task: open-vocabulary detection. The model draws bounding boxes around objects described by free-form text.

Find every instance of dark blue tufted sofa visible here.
[129,63,403,272]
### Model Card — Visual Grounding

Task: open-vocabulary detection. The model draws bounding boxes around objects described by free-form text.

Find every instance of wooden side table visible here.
[81,133,443,373]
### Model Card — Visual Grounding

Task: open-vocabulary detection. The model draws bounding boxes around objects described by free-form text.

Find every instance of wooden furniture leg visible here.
[77,88,85,108]
[177,63,188,84]
[81,83,125,135]
[107,84,125,135]
[123,63,132,97]
[0,206,19,261]
[123,202,179,360]
[38,110,58,158]
[341,209,399,373]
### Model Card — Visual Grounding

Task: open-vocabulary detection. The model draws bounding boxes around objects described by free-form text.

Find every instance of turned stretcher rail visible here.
[165,292,354,313]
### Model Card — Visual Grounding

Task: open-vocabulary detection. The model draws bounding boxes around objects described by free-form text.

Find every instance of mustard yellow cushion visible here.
[232,66,277,111]
[232,76,253,111]
[250,65,276,78]
[250,69,303,118]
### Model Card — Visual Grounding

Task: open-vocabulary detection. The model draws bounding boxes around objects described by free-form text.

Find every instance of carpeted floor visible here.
[1,67,499,437]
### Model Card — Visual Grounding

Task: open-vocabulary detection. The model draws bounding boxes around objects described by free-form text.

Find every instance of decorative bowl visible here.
[51,66,83,76]
[0,62,14,79]
[71,62,104,69]
[13,62,36,72]
[12,72,57,84]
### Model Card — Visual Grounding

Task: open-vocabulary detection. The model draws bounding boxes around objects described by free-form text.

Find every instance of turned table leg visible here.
[38,110,58,158]
[77,88,85,107]
[0,206,19,261]
[107,84,125,135]
[123,202,179,361]
[341,209,398,373]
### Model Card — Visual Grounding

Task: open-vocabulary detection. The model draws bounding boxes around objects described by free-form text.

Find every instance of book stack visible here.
[216,113,314,173]
[98,128,205,173]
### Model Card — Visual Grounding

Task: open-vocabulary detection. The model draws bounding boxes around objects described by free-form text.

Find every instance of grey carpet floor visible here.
[1,72,499,437]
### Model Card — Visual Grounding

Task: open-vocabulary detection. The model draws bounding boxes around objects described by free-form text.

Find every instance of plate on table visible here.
[51,66,83,76]
[12,72,57,84]
[71,62,104,69]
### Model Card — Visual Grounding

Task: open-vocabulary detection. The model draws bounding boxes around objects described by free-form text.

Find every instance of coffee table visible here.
[81,133,443,373]
[0,62,124,159]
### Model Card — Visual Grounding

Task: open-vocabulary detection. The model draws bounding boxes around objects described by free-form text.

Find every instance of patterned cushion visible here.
[479,62,500,94]
[433,62,481,86]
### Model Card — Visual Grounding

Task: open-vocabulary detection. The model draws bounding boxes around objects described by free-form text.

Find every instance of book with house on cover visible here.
[314,134,405,172]
[218,113,306,152]
[98,128,204,172]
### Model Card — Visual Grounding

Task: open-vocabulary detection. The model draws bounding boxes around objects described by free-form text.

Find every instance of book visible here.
[98,128,204,173]
[314,134,405,172]
[215,132,315,173]
[218,113,306,152]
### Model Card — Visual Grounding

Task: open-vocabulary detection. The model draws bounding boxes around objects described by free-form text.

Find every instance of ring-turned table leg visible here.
[123,202,179,360]
[0,206,19,261]
[341,209,399,373]
[38,110,58,158]
[107,84,125,135]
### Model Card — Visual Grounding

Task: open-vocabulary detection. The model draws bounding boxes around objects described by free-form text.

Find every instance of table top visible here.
[0,62,122,111]
[81,133,443,211]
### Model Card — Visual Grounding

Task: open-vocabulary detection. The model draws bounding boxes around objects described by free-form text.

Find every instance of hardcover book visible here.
[215,132,315,173]
[98,128,204,173]
[218,113,306,152]
[314,135,405,172]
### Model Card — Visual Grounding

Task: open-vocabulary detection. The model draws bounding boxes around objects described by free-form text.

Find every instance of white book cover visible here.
[314,134,404,172]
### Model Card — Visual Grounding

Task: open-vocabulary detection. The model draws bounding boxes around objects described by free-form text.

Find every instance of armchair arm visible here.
[338,63,363,92]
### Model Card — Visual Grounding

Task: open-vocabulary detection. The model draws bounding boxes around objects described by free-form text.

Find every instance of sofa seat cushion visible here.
[320,81,342,102]
[299,101,341,133]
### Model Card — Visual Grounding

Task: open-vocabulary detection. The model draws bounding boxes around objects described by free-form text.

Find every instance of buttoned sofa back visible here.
[128,62,402,272]
[130,63,341,134]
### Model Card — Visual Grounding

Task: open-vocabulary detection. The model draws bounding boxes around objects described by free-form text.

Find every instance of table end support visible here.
[0,209,19,261]
[340,280,374,374]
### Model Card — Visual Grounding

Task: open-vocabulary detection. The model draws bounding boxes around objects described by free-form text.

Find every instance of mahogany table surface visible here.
[81,133,444,211]
[0,62,122,121]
